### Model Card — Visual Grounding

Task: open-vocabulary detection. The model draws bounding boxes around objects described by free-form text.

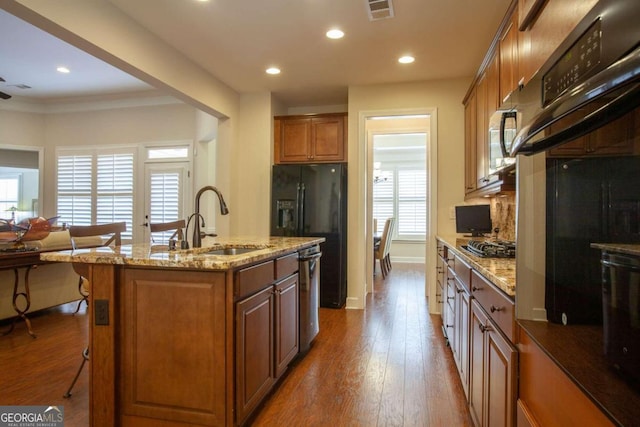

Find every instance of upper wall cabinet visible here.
[463,0,598,198]
[274,113,347,164]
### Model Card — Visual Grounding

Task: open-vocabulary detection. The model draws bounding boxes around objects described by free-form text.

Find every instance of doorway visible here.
[365,113,434,300]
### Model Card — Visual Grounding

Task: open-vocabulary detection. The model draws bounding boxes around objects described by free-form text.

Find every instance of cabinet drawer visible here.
[453,254,472,292]
[235,260,275,299]
[275,253,298,281]
[471,270,515,341]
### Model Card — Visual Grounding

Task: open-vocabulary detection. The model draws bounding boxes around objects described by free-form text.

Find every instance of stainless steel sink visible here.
[204,247,262,256]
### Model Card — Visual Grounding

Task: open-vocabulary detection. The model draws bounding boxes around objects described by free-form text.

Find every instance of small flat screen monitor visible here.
[455,205,492,237]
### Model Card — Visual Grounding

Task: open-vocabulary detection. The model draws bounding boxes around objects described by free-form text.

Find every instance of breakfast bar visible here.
[41,236,323,427]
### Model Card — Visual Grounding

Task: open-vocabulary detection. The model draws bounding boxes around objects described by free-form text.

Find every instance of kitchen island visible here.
[41,236,324,427]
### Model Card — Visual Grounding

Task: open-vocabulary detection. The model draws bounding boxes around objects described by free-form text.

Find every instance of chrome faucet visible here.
[190,185,229,248]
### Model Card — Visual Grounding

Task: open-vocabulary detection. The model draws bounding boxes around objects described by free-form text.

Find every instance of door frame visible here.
[360,108,438,312]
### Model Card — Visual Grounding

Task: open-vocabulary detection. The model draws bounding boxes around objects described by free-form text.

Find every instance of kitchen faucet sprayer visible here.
[191,186,229,248]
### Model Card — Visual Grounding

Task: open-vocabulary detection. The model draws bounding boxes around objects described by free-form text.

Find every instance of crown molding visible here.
[0,93,183,114]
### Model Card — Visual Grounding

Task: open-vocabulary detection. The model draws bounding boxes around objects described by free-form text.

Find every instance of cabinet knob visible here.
[478,323,492,333]
[490,305,504,313]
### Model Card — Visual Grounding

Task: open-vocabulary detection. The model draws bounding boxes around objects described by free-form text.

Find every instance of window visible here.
[57,148,135,241]
[0,175,20,216]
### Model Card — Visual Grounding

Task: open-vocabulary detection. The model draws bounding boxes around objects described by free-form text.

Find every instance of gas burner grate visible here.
[463,240,516,258]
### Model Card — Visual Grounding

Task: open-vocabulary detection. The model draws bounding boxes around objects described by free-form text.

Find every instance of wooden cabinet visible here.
[235,256,299,425]
[121,268,227,426]
[499,9,520,103]
[469,299,517,427]
[436,242,448,322]
[236,285,275,424]
[517,0,598,87]
[469,269,517,427]
[464,89,478,193]
[517,328,614,427]
[547,108,637,158]
[274,113,347,164]
[451,255,472,398]
[274,274,299,377]
[436,239,517,426]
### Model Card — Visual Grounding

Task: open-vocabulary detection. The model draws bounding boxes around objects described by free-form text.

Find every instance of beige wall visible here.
[230,92,274,236]
[348,78,469,311]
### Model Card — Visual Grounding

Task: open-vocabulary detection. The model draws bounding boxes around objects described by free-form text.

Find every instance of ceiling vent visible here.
[366,0,394,21]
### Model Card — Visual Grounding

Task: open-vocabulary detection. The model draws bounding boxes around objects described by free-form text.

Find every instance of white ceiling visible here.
[0,0,511,107]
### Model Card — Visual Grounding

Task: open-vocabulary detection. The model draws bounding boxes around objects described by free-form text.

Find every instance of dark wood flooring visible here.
[0,263,471,426]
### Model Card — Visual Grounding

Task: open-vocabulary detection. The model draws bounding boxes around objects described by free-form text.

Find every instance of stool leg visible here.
[63,347,89,398]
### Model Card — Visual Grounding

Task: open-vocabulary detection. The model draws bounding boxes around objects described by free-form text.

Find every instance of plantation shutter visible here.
[56,154,93,226]
[149,170,182,243]
[397,169,426,237]
[97,153,134,240]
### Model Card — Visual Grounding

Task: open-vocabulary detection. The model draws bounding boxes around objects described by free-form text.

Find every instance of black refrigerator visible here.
[271,163,347,308]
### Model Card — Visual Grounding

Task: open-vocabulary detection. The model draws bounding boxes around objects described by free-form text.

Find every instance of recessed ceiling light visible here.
[57,66,70,73]
[398,56,415,64]
[266,67,281,75]
[326,29,345,39]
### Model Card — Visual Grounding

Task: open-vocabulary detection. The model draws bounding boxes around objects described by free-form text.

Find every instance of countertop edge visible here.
[436,235,515,298]
[40,236,325,270]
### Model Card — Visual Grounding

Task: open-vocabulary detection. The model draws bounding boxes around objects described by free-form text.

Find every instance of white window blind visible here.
[96,153,133,240]
[149,171,181,243]
[57,155,92,225]
[373,165,426,240]
[56,149,134,241]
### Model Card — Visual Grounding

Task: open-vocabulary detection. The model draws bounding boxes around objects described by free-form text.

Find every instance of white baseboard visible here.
[389,256,425,264]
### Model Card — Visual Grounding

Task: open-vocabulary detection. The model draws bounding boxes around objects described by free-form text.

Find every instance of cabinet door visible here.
[476,73,488,188]
[469,300,486,426]
[464,89,478,193]
[499,10,520,103]
[274,274,299,378]
[236,286,275,424]
[454,279,471,398]
[310,115,345,162]
[278,118,311,163]
[485,320,517,427]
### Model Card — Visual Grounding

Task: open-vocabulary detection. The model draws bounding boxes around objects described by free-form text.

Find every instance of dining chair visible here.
[374,217,396,279]
[68,222,126,314]
[63,221,126,398]
[149,219,185,249]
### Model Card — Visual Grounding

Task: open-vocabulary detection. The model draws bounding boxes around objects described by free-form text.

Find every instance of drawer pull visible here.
[456,288,465,294]
[472,286,482,292]
[447,296,455,301]
[478,323,492,333]
[490,305,504,313]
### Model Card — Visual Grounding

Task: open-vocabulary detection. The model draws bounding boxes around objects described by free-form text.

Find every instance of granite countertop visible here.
[40,236,325,270]
[591,243,640,257]
[436,235,516,297]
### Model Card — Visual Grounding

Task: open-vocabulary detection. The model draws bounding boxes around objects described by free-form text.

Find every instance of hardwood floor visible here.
[253,263,472,426]
[0,263,471,427]
[0,302,89,427]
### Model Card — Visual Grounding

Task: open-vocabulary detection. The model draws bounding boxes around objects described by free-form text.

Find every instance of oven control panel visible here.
[543,18,602,106]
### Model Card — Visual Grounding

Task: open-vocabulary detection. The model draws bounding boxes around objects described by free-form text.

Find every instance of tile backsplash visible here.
[491,194,516,241]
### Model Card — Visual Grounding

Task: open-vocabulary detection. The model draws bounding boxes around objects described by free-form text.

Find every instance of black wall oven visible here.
[513,0,640,370]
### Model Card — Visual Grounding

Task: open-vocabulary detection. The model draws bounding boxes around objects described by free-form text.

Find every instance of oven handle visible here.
[512,45,640,156]
[601,259,640,273]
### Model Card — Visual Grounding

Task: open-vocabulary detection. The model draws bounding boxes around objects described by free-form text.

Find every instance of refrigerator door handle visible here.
[298,183,306,235]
